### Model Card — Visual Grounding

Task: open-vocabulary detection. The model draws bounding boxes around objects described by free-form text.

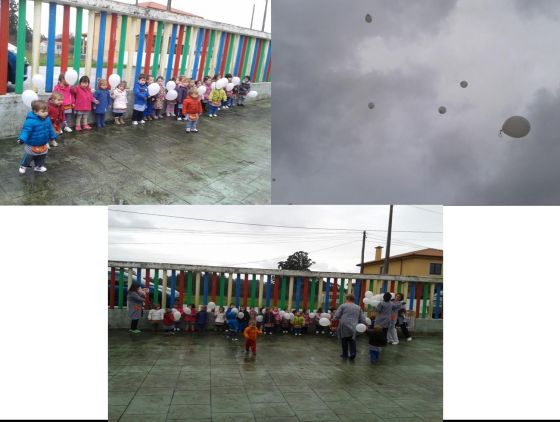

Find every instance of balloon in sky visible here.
[365,13,372,23]
[368,102,375,109]
[64,69,78,85]
[501,116,531,138]
[460,80,468,88]
[438,106,447,114]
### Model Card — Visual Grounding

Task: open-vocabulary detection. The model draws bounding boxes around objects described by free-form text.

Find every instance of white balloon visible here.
[166,81,176,91]
[362,297,371,305]
[232,76,241,86]
[148,82,160,96]
[237,312,245,319]
[21,90,39,108]
[501,116,531,138]
[320,312,330,319]
[365,291,374,298]
[216,79,227,89]
[64,69,78,85]
[108,73,121,88]
[207,301,216,310]
[210,82,216,90]
[438,106,447,114]
[232,307,239,314]
[172,309,181,321]
[31,74,45,90]
[165,89,178,101]
[226,82,234,92]
[365,317,372,326]
[247,91,258,98]
[184,307,191,315]
[279,310,285,316]
[283,312,290,320]
[356,323,367,333]
[289,313,294,320]
[256,315,263,322]
[309,312,316,319]
[319,317,331,327]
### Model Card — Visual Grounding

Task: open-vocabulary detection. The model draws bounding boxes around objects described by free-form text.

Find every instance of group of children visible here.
[145,295,413,359]
[16,71,253,174]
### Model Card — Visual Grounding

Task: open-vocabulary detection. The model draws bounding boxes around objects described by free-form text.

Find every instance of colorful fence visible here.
[108,262,444,320]
[0,0,272,95]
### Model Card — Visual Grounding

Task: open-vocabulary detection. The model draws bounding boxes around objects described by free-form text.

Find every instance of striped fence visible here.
[108,262,444,320]
[0,0,271,95]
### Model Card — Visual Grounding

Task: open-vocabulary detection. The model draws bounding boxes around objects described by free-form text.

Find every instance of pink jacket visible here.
[53,83,74,107]
[71,85,95,111]
[203,81,212,101]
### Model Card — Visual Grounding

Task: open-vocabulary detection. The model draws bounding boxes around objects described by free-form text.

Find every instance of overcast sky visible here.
[24,0,271,36]
[272,0,560,205]
[108,205,442,273]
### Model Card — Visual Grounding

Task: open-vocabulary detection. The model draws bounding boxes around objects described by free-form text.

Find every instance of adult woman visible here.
[376,292,399,341]
[333,294,366,360]
[127,283,148,333]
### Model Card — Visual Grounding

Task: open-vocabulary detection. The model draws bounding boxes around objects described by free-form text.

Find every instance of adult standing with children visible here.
[333,294,366,360]
[127,283,148,334]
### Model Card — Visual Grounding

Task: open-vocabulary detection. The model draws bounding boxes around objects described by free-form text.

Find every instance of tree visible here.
[9,0,35,45]
[277,251,315,271]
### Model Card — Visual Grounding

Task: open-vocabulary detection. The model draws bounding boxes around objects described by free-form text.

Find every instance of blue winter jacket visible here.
[133,82,148,108]
[226,308,239,331]
[197,310,208,325]
[18,112,57,146]
[93,89,112,113]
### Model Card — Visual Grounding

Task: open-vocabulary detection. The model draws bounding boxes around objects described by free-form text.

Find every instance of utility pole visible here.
[383,205,393,275]
[167,0,172,11]
[262,0,269,32]
[360,230,367,274]
[250,3,255,29]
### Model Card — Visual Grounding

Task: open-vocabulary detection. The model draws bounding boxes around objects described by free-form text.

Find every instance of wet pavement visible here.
[109,329,442,421]
[0,99,270,205]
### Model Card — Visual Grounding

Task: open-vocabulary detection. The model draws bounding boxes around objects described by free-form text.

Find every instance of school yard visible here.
[108,330,443,422]
[0,99,270,205]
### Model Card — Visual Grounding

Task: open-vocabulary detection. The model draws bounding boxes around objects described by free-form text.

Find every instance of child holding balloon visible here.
[48,92,65,143]
[144,75,156,121]
[111,81,128,125]
[93,78,112,128]
[153,76,166,119]
[165,77,178,117]
[132,74,148,125]
[236,76,251,106]
[175,77,188,120]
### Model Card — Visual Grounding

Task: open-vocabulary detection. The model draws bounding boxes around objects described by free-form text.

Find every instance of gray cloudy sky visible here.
[108,205,442,273]
[272,0,560,205]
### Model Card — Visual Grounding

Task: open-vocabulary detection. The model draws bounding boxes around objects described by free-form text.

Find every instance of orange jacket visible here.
[243,326,262,341]
[182,96,203,115]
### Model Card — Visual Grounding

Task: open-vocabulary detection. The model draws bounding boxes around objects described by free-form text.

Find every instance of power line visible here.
[109,209,443,234]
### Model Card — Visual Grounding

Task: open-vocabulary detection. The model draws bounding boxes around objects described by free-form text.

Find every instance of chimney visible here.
[375,246,383,261]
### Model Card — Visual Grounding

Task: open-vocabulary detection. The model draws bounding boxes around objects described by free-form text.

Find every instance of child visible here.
[272,307,282,334]
[163,308,175,335]
[314,309,324,334]
[111,81,128,124]
[395,293,413,341]
[243,320,262,355]
[182,89,203,133]
[302,309,310,334]
[47,92,65,144]
[226,306,239,341]
[367,325,387,364]
[196,305,208,333]
[93,78,112,128]
[53,72,74,132]
[153,76,166,119]
[172,303,183,332]
[263,308,274,334]
[225,74,235,108]
[17,100,57,174]
[215,306,226,332]
[71,75,98,131]
[292,311,304,336]
[201,76,211,112]
[208,83,226,118]
[176,76,188,120]
[236,76,251,106]
[148,304,164,332]
[166,77,177,117]
[145,75,156,120]
[281,313,290,334]
[132,74,148,125]
[184,304,197,332]
[330,315,339,337]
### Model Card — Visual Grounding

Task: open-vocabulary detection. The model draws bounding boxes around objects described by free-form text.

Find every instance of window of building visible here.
[429,263,442,275]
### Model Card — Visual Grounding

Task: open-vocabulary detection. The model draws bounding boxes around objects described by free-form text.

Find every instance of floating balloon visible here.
[165,89,178,101]
[226,82,234,92]
[232,307,239,314]
[232,76,241,86]
[256,315,263,322]
[197,85,207,96]
[207,301,216,310]
[438,106,447,114]
[172,309,181,321]
[356,323,367,333]
[319,317,331,327]
[365,317,372,326]
[184,307,191,315]
[237,312,244,319]
[501,116,531,138]
[166,80,176,91]
[247,91,258,98]
[148,82,160,96]
[460,80,468,88]
[365,291,374,298]
[216,79,227,89]
[368,102,375,109]
[108,73,121,88]
[21,90,39,108]
[320,312,330,319]
[64,69,78,85]
[365,13,373,23]
[31,74,45,90]
[283,312,290,320]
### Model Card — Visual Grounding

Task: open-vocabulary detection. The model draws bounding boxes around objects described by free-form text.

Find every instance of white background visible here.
[1,206,559,419]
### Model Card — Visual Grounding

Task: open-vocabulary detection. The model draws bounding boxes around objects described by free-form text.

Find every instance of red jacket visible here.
[182,96,202,115]
[184,309,197,323]
[48,100,65,126]
[163,312,175,326]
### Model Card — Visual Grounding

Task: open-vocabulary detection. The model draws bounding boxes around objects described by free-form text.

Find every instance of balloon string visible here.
[498,130,503,138]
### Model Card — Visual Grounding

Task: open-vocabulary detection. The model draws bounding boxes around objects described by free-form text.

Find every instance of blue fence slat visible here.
[95,11,107,88]
[265,274,271,308]
[134,18,146,81]
[45,3,57,92]
[235,273,241,307]
[165,23,178,81]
